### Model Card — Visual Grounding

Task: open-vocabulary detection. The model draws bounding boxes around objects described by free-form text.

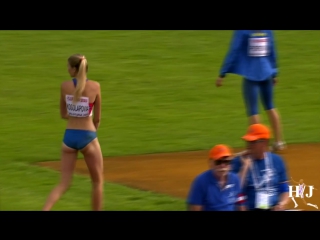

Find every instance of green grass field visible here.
[1,30,319,210]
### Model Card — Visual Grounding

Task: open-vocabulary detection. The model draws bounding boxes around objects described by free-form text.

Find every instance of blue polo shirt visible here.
[187,170,244,211]
[219,30,278,81]
[231,152,288,210]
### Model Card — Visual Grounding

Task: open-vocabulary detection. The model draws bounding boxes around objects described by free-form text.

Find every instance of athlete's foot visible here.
[294,204,298,208]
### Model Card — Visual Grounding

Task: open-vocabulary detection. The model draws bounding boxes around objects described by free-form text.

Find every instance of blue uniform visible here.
[219,30,278,116]
[187,170,245,211]
[63,129,97,150]
[231,152,288,210]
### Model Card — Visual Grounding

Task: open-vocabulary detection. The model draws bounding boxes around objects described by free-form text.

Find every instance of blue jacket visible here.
[231,152,289,210]
[187,170,245,211]
[219,30,278,81]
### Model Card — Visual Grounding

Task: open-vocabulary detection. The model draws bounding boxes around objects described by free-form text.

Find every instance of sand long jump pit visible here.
[37,143,320,211]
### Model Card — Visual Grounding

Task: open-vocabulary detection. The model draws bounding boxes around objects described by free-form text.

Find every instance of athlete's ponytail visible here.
[73,56,87,103]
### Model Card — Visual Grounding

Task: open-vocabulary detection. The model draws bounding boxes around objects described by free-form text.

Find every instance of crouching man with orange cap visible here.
[231,123,290,211]
[187,144,246,211]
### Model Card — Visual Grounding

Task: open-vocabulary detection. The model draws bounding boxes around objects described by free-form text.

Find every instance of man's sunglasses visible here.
[249,139,265,144]
[215,159,231,165]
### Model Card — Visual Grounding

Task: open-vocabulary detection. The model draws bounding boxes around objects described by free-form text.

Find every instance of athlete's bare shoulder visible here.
[61,80,74,89]
[87,80,100,87]
[86,80,101,91]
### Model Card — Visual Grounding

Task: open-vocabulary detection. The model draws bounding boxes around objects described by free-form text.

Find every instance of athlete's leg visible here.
[304,195,318,208]
[80,138,104,211]
[302,198,308,205]
[307,203,318,209]
[260,78,285,150]
[242,78,260,124]
[43,144,77,210]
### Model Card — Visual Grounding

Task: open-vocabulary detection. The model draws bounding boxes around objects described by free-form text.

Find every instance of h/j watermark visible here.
[289,177,318,210]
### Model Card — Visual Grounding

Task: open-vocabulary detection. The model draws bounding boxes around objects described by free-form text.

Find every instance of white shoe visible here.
[271,142,287,152]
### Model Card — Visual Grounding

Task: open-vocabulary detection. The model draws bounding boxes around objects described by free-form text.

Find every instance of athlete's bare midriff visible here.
[61,80,100,132]
[66,116,96,131]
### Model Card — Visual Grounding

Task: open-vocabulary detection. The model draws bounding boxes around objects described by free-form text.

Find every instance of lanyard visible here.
[250,152,273,193]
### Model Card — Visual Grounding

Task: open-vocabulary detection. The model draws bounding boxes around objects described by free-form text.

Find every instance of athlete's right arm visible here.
[60,82,68,119]
[186,176,204,211]
[218,30,245,78]
[93,82,101,130]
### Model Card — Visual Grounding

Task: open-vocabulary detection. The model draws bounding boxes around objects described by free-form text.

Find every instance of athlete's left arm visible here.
[273,155,290,210]
[269,30,278,78]
[93,82,101,130]
[60,82,68,119]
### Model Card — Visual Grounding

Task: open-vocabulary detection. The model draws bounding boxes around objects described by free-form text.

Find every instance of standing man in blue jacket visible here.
[231,123,290,211]
[216,30,286,151]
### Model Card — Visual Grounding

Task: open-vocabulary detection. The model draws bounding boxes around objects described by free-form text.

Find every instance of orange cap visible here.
[242,124,271,141]
[209,144,233,160]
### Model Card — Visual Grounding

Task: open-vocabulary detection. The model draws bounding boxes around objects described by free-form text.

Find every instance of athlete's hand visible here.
[216,77,224,87]
[273,78,278,85]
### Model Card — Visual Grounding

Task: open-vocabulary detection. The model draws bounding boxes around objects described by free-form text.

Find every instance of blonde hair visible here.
[68,54,88,103]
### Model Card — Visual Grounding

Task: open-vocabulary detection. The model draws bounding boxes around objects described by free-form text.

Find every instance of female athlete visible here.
[43,54,103,211]
[216,30,286,151]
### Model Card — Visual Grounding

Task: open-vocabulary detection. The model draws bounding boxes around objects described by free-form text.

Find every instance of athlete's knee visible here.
[86,160,104,184]
[249,115,260,124]
[57,181,71,193]
[243,80,259,116]
[245,94,259,116]
[92,180,103,185]
[247,106,259,116]
[261,80,274,110]
[91,167,104,182]
[59,175,73,190]
[92,178,104,188]
[263,101,274,111]
[265,108,278,115]
[90,165,104,185]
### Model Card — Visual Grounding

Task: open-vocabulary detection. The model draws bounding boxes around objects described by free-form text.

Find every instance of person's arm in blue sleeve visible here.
[186,176,205,211]
[219,30,244,78]
[230,156,241,174]
[269,30,278,78]
[234,175,247,211]
[232,155,251,188]
[274,155,290,210]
